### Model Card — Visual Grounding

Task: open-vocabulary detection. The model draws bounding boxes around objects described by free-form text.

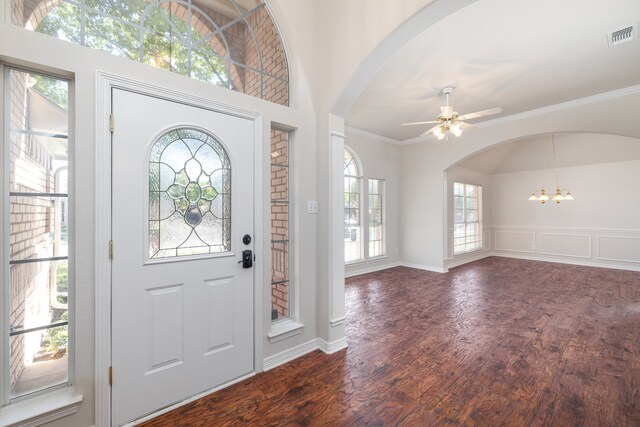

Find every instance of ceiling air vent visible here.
[608,24,637,47]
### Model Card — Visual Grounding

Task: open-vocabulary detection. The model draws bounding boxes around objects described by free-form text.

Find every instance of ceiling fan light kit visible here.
[401,86,502,140]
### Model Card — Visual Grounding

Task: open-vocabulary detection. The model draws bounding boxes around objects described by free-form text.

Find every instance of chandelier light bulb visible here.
[564,191,574,200]
[451,123,463,137]
[528,193,537,201]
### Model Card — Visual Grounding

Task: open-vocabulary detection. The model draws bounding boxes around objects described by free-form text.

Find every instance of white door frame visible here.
[94,72,264,427]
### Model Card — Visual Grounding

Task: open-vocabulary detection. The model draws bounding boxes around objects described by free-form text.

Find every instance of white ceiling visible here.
[346,0,640,141]
[457,133,640,174]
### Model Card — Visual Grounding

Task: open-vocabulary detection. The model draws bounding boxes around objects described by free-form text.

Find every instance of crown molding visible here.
[400,84,640,146]
[345,126,403,146]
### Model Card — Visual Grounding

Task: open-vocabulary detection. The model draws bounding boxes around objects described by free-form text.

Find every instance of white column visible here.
[326,114,347,352]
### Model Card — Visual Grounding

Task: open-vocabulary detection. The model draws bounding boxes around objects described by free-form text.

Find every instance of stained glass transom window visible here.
[149,128,231,259]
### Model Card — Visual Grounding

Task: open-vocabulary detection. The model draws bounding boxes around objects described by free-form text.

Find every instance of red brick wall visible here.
[270,129,289,318]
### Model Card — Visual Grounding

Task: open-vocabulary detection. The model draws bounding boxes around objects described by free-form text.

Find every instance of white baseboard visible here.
[446,250,492,269]
[492,252,640,272]
[345,261,401,278]
[317,337,348,354]
[262,339,320,372]
[262,336,348,372]
[399,262,448,273]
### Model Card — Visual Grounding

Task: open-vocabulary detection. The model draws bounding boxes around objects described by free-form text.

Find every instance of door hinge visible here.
[109,113,115,133]
[109,366,113,386]
[109,240,113,260]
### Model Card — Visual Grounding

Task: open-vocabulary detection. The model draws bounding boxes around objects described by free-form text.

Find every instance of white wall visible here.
[490,160,640,270]
[445,166,492,268]
[399,88,640,272]
[344,128,401,277]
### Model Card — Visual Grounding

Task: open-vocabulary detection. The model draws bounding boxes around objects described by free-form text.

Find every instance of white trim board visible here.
[491,253,640,272]
[399,262,448,274]
[263,337,348,372]
[345,262,401,278]
[446,250,492,269]
[344,126,402,146]
[262,339,320,372]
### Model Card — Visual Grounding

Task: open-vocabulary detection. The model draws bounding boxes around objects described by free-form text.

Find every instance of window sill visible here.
[0,387,82,427]
[344,259,365,266]
[368,255,388,261]
[267,320,304,343]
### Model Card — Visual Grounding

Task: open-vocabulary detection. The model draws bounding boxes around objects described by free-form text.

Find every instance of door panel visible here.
[111,89,254,426]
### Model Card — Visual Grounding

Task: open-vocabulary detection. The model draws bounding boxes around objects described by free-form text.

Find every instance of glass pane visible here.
[466,185,476,197]
[271,129,290,322]
[271,203,289,241]
[261,74,288,106]
[454,182,463,196]
[149,128,231,258]
[10,325,68,398]
[454,195,463,210]
[271,241,289,283]
[84,9,140,60]
[34,2,83,44]
[22,0,287,105]
[271,281,289,321]
[8,69,70,397]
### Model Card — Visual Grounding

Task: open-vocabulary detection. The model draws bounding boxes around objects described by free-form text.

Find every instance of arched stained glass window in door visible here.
[149,128,231,259]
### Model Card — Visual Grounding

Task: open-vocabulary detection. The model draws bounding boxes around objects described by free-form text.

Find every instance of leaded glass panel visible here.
[149,128,231,259]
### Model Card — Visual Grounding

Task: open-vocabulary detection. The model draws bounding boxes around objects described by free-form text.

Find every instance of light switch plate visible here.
[307,200,318,214]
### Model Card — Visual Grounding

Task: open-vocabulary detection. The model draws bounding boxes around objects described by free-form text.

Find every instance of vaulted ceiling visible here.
[346,0,640,142]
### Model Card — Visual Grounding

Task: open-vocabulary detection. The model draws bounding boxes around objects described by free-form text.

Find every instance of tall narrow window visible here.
[368,178,385,258]
[453,182,482,254]
[270,128,291,321]
[344,147,362,263]
[4,68,70,399]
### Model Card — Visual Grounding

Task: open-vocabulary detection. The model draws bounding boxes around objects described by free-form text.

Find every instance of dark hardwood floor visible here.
[140,257,640,426]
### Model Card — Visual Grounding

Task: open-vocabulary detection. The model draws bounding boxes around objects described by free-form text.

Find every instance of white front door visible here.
[111,89,255,426]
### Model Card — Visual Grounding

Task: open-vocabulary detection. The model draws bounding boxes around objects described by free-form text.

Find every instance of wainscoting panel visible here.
[488,226,640,271]
[539,233,591,259]
[597,236,640,264]
[494,231,536,253]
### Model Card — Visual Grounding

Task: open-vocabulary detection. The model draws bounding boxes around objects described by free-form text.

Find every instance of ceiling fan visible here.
[401,86,502,139]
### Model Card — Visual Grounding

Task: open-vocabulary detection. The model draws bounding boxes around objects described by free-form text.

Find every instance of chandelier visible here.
[528,134,574,204]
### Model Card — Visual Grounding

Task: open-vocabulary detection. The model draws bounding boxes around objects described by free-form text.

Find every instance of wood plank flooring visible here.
[139,257,640,426]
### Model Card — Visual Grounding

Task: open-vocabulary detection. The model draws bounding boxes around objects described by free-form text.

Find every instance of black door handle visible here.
[238,250,253,268]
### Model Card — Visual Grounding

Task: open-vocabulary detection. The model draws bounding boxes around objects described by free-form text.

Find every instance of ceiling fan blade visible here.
[401,120,439,126]
[457,107,502,121]
[421,125,440,136]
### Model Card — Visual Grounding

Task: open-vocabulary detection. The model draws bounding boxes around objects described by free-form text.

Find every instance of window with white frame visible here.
[270,128,292,321]
[3,67,72,401]
[453,182,482,254]
[368,178,385,258]
[343,147,362,263]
